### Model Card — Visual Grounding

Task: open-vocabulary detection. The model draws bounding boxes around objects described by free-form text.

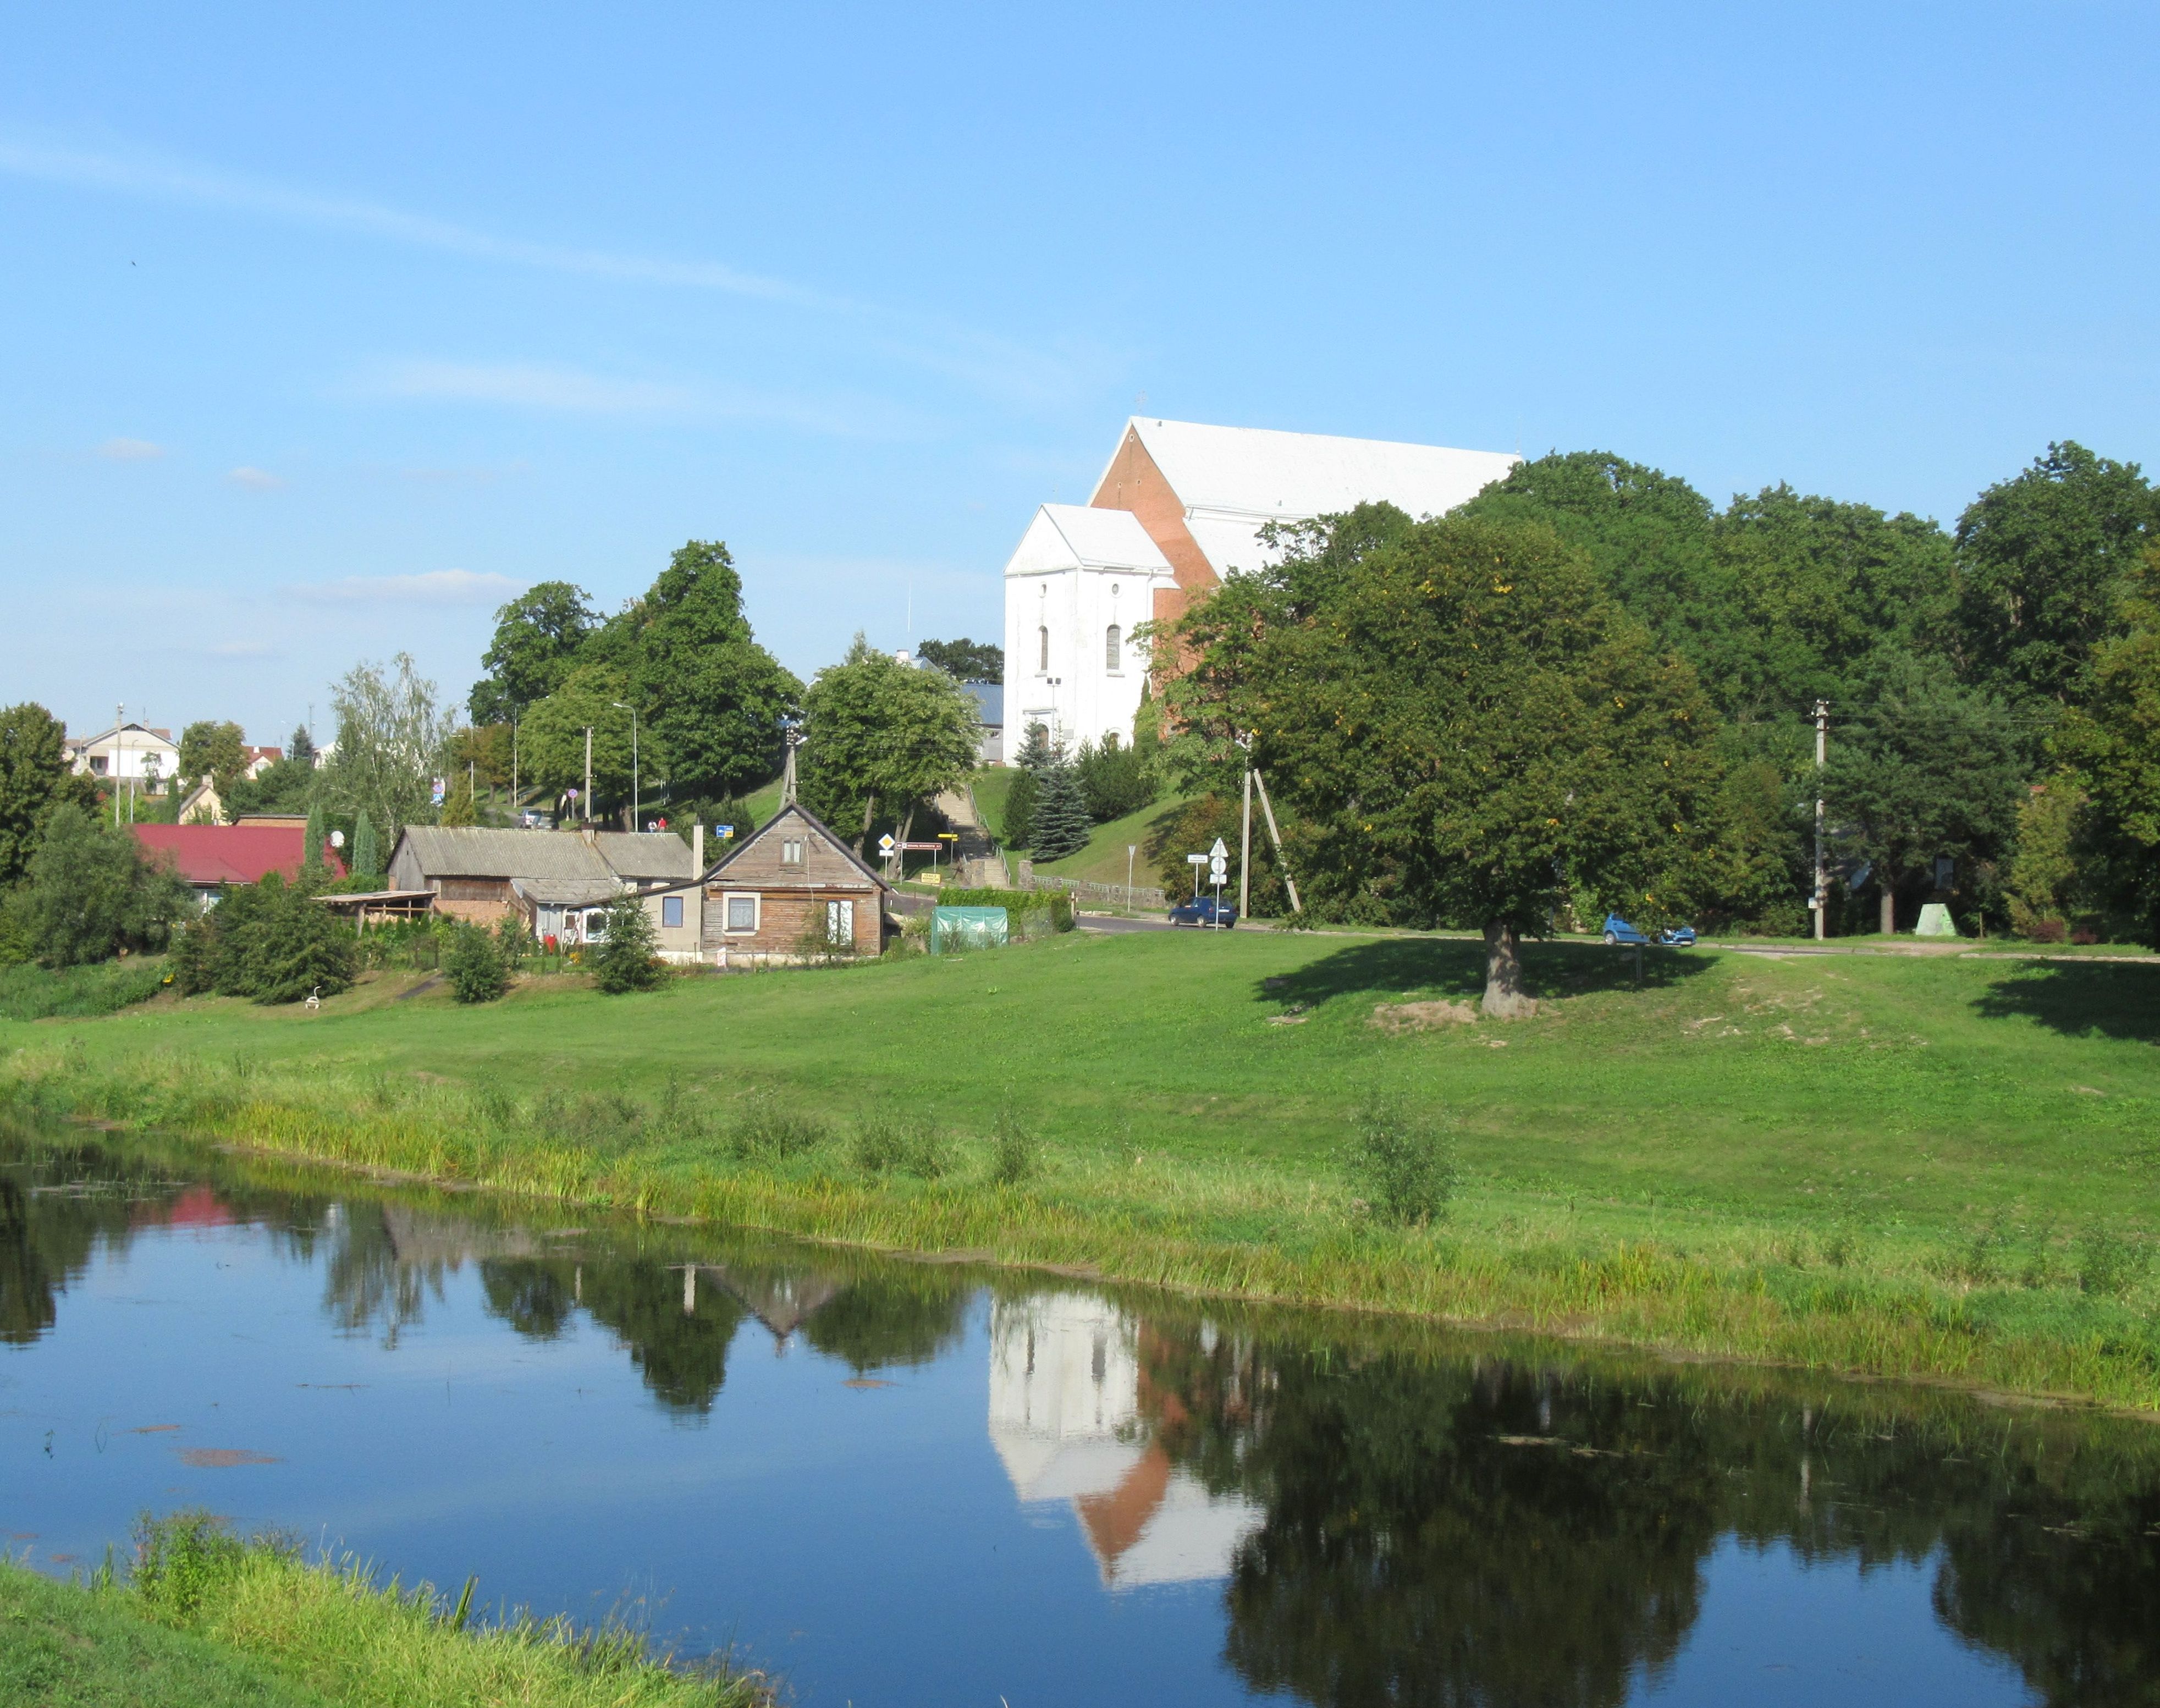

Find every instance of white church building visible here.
[1001,417,1520,753]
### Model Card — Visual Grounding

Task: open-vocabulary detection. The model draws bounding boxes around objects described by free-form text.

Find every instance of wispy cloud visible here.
[98,436,164,460]
[289,569,526,606]
[0,135,1115,410]
[353,357,934,439]
[228,466,285,490]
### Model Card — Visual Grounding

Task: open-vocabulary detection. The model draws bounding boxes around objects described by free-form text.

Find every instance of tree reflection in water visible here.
[6,1125,2160,1705]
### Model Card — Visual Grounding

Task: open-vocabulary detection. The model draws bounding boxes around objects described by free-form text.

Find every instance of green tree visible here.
[445,920,510,1003]
[591,891,663,993]
[1075,732,1158,822]
[914,637,1003,681]
[288,723,318,768]
[238,873,359,1002]
[0,702,95,888]
[519,665,637,820]
[2056,553,2160,942]
[2,802,194,967]
[1822,655,2029,935]
[1162,514,1732,1013]
[301,802,328,879]
[323,654,451,845]
[1028,756,1092,861]
[620,541,800,802]
[1952,442,2157,707]
[469,581,597,724]
[224,753,316,818]
[2002,774,2081,937]
[999,768,1038,850]
[801,636,981,854]
[351,812,381,882]
[176,720,246,797]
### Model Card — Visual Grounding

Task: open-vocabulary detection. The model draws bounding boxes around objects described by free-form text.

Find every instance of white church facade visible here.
[1000,417,1520,753]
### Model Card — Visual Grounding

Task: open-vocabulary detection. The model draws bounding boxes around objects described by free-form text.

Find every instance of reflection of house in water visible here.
[687,1264,843,1351]
[989,1293,1260,1589]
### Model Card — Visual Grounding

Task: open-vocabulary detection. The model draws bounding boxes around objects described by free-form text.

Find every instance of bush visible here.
[999,766,1038,851]
[987,1104,1040,1187]
[2,802,195,968]
[851,1111,947,1178]
[589,892,662,993]
[731,1090,830,1160]
[0,959,168,1021]
[444,922,510,1004]
[168,874,358,1004]
[1345,1097,1457,1226]
[131,1509,255,1618]
[1075,732,1158,823]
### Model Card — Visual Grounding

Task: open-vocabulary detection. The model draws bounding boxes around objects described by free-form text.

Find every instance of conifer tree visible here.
[352,812,380,881]
[1029,759,1093,861]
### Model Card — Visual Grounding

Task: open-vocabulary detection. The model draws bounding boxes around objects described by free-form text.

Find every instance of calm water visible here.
[4,1129,2158,1706]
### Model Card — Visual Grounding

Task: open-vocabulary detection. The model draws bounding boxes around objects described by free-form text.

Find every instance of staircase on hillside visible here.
[934,786,1008,889]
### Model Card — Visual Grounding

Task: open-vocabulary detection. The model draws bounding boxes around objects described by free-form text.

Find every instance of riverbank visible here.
[3,927,2157,1409]
[0,1516,765,1707]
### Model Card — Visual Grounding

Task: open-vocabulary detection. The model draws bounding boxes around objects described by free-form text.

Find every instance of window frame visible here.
[780,836,806,868]
[1038,624,1050,673]
[825,898,856,945]
[1104,622,1122,674]
[660,893,684,930]
[722,891,761,935]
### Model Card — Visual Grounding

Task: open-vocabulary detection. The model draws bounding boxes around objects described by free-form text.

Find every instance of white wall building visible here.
[65,722,180,786]
[1000,504,1176,756]
[1000,418,1521,754]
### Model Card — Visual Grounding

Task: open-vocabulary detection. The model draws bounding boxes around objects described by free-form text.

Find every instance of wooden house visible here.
[385,826,696,933]
[646,801,890,966]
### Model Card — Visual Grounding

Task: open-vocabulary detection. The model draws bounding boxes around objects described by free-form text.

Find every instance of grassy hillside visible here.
[5,932,2159,1406]
[1030,796,1191,889]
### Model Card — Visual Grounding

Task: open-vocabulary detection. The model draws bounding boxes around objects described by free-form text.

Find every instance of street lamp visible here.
[611,703,639,828]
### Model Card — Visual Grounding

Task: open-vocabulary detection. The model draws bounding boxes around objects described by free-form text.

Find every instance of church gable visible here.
[1088,422,1217,604]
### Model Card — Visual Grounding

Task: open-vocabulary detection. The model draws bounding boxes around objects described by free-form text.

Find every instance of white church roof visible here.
[1002,503,1177,577]
[1107,417,1521,579]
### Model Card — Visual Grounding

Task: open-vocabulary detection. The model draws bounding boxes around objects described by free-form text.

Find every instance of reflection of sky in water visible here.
[0,1157,2067,1706]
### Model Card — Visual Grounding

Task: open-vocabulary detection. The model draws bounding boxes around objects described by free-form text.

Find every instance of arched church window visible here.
[1105,624,1121,671]
[1039,624,1049,673]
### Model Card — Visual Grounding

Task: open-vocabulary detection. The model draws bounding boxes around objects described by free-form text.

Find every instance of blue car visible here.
[1602,913,1696,947]
[1169,895,1238,929]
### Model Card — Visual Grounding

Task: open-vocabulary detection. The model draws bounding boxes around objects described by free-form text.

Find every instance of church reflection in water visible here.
[988,1292,1261,1588]
[10,1131,2160,1708]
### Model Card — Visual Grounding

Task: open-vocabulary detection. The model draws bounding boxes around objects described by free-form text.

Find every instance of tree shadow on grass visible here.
[1970,962,2160,1044]
[1259,936,1716,1013]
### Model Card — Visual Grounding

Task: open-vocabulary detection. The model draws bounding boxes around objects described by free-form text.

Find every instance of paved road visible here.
[1078,911,1188,934]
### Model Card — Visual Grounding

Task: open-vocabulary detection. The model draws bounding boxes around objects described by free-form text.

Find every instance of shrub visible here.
[590,892,662,993]
[731,1090,830,1160]
[445,922,510,1004]
[0,959,168,1021]
[987,1104,1040,1187]
[1000,766,1038,850]
[240,875,359,1004]
[2076,1228,2150,1299]
[132,1509,255,1618]
[1344,1097,1457,1226]
[851,1110,946,1178]
[3,802,195,968]
[1075,732,1158,823]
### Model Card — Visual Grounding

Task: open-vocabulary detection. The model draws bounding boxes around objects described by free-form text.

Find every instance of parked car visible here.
[1169,895,1238,928]
[1602,913,1696,946]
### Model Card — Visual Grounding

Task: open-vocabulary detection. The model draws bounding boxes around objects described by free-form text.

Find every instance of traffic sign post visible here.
[1208,838,1228,928]
[1186,852,1207,900]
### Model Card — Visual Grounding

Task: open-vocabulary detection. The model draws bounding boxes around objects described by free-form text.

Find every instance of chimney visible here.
[692,822,704,874]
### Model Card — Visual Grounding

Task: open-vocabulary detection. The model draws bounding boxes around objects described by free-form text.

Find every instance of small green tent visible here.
[929,906,1008,954]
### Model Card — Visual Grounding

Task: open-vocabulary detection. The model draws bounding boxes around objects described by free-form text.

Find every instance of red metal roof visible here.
[134,823,344,886]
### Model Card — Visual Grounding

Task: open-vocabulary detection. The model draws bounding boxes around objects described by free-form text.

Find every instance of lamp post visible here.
[611,703,640,828]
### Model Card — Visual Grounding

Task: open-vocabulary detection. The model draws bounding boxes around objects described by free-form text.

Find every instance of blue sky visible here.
[4,2,2155,743]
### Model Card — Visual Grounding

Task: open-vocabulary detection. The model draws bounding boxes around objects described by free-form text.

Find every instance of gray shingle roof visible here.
[590,831,697,882]
[394,827,615,882]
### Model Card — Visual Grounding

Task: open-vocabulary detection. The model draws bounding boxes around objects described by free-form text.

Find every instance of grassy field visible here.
[0,1517,763,1708]
[4,925,2159,1407]
[1030,795,1192,889]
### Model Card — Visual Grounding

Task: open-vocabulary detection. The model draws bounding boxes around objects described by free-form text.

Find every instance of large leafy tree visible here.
[914,637,1003,682]
[176,720,246,794]
[620,541,800,801]
[1,802,194,967]
[323,654,453,845]
[519,665,639,818]
[1952,442,2156,707]
[2056,552,2160,942]
[1164,512,1731,1013]
[469,581,598,724]
[1821,654,2029,935]
[0,702,95,888]
[801,636,980,853]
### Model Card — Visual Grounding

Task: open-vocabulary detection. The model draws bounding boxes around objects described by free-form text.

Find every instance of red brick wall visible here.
[1088,425,1217,628]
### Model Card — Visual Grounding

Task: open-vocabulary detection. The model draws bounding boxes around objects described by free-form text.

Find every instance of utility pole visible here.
[781,722,802,805]
[613,702,639,828]
[113,702,124,827]
[1812,699,1828,942]
[1240,764,1253,919]
[1250,768,1303,914]
[582,726,593,824]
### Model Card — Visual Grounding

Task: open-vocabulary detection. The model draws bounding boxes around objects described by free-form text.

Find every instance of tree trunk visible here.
[1879,877,1896,938]
[858,793,877,858]
[1481,921,1538,1019]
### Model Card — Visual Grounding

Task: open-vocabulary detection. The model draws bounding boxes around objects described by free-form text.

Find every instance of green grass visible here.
[1029,795,1191,887]
[0,958,170,1021]
[968,765,1019,839]
[5,928,2160,1408]
[0,1516,762,1707]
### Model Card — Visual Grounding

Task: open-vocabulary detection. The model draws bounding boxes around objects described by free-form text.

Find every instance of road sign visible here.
[878,834,895,857]
[901,841,943,851]
[715,823,734,839]
[1186,853,1208,865]
[1209,838,1227,858]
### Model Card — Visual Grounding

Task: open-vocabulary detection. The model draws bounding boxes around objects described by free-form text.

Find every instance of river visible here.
[4,1123,2156,1706]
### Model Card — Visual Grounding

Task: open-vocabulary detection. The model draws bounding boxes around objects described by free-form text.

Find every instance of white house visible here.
[1001,505,1176,755]
[1001,418,1520,753]
[65,722,180,787]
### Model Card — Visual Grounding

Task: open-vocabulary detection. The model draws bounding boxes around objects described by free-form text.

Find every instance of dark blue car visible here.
[1602,913,1696,947]
[1169,895,1238,928]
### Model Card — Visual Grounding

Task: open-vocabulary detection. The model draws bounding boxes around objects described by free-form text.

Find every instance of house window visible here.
[1105,624,1121,672]
[89,756,108,776]
[781,837,805,867]
[826,899,855,944]
[725,893,758,933]
[1038,625,1049,673]
[661,894,684,929]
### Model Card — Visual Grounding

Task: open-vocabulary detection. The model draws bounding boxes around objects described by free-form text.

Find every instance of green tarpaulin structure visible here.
[929,906,1009,954]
